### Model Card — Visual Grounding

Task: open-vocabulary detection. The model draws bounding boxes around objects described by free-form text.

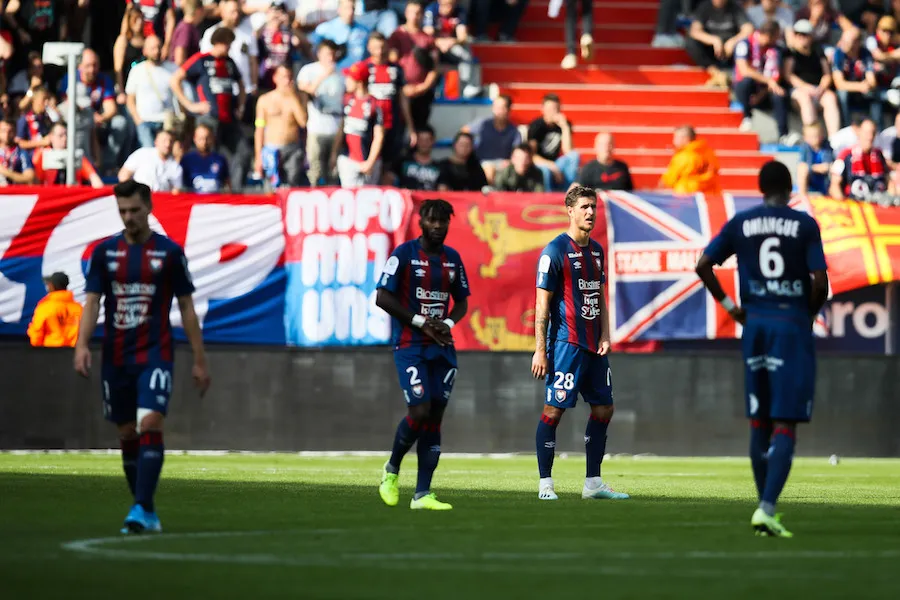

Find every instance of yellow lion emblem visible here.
[469,309,536,351]
[468,205,568,278]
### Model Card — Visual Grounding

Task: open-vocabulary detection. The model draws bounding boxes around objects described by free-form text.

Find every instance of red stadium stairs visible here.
[473,0,766,192]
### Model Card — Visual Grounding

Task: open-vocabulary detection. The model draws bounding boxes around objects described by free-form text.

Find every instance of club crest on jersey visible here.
[448,270,456,283]
[107,261,118,272]
[415,268,426,277]
[555,390,566,402]
[412,384,424,398]
[150,258,163,273]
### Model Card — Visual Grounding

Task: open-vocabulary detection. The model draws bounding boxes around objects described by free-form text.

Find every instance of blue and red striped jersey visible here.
[85,232,195,366]
[537,233,607,353]
[181,52,241,124]
[377,238,470,349]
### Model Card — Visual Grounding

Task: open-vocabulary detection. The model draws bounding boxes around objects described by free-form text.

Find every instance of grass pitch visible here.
[1,453,898,599]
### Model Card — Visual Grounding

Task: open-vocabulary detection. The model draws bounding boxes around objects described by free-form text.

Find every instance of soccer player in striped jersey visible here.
[74,179,211,534]
[375,199,470,511]
[531,185,629,502]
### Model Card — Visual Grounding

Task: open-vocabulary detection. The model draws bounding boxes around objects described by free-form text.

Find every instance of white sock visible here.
[584,476,603,489]
[539,477,554,489]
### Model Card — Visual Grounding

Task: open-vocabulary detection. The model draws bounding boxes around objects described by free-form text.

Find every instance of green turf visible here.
[2,453,899,599]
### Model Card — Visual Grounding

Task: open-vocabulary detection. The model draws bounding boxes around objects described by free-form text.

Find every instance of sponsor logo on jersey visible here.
[112,282,157,296]
[147,250,167,257]
[419,302,445,319]
[106,249,126,257]
[567,252,580,258]
[411,259,428,266]
[113,297,150,330]
[581,292,602,320]
[415,288,449,301]
[578,279,602,291]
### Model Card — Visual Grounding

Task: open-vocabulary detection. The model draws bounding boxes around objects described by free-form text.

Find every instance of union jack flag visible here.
[602,191,810,343]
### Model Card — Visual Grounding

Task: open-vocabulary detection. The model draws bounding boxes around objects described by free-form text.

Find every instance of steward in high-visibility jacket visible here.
[27,272,83,347]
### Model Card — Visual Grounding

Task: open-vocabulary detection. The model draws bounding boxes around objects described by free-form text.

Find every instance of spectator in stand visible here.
[659,125,721,194]
[359,31,416,183]
[311,0,371,70]
[295,0,340,29]
[397,124,440,190]
[831,112,863,152]
[831,29,883,127]
[839,0,886,35]
[797,122,834,195]
[733,20,794,145]
[169,0,205,66]
[201,0,261,100]
[464,94,521,185]
[785,18,841,139]
[115,6,149,101]
[829,117,890,198]
[129,0,177,57]
[0,118,36,185]
[652,0,685,48]
[3,0,67,62]
[747,0,795,46]
[875,111,900,166]
[527,93,579,192]
[331,61,385,188]
[254,65,308,187]
[181,123,232,192]
[559,0,594,70]
[126,35,179,149]
[258,1,295,91]
[172,27,252,190]
[32,123,104,188]
[388,1,439,131]
[436,130,488,191]
[471,0,529,43]
[27,272,82,348]
[118,128,184,191]
[494,143,544,192]
[356,0,399,37]
[795,0,858,48]
[243,0,297,32]
[58,49,129,172]
[297,39,345,186]
[14,86,52,151]
[687,0,753,89]
[865,16,900,95]
[579,131,633,191]
[10,52,63,112]
[424,0,481,98]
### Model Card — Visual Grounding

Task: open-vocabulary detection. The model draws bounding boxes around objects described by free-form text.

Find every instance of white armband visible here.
[442,318,455,329]
[411,314,426,328]
[719,297,737,312]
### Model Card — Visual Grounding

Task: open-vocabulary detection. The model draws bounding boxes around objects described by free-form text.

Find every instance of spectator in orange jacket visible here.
[27,272,83,348]
[659,126,722,194]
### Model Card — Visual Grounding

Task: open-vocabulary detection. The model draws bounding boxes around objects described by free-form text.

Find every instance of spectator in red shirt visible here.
[258,1,295,91]
[169,0,204,67]
[0,118,36,185]
[388,1,439,131]
[32,122,104,188]
[331,61,385,188]
[14,86,52,151]
[829,117,891,200]
[129,0,177,58]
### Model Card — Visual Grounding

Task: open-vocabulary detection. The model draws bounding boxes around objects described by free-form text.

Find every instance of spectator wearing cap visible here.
[0,118,36,186]
[686,0,754,89]
[494,144,545,193]
[330,61,385,188]
[831,28,883,127]
[865,15,900,93]
[297,39,346,186]
[785,18,841,139]
[311,0,372,70]
[388,1,439,131]
[27,272,83,348]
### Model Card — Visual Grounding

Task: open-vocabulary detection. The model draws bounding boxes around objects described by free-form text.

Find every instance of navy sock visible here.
[536,414,559,479]
[415,424,441,497]
[585,415,609,478]
[761,427,796,511]
[749,419,773,500]
[135,431,165,513]
[388,415,421,474]
[120,437,139,497]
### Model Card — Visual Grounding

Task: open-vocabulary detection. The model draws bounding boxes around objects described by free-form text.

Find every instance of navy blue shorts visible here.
[544,340,613,409]
[393,345,458,406]
[101,362,174,425]
[742,317,815,423]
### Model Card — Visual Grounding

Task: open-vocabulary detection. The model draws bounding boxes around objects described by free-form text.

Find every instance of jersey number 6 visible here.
[759,237,785,278]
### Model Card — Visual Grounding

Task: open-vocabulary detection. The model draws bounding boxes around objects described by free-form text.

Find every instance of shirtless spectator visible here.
[254,65,308,188]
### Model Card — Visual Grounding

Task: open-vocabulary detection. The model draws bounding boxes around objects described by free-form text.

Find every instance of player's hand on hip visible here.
[73,346,91,378]
[729,306,747,325]
[192,362,211,397]
[531,351,548,380]
[598,339,611,356]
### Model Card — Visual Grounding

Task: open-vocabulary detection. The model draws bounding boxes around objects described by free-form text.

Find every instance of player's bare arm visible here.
[253,94,268,176]
[363,125,385,175]
[73,292,102,377]
[695,254,746,324]
[177,295,211,397]
[809,270,829,318]
[376,288,447,346]
[598,286,611,356]
[531,288,552,379]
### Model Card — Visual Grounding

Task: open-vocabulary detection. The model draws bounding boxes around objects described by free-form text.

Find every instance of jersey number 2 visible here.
[406,366,421,385]
[759,237,785,278]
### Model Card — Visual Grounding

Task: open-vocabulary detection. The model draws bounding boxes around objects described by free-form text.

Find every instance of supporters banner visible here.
[280,188,414,346]
[0,187,287,344]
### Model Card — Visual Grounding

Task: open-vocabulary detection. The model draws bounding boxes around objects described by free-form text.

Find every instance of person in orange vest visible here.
[27,272,83,347]
[659,125,722,195]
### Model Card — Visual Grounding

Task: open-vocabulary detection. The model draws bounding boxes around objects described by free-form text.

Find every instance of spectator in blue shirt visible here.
[462,94,522,184]
[356,1,399,37]
[831,29,883,127]
[797,122,834,195]
[181,124,232,193]
[311,0,372,70]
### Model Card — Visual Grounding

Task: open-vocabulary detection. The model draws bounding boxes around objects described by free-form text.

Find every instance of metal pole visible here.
[66,51,77,186]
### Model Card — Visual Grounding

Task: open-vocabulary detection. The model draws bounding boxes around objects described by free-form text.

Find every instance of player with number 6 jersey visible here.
[696,161,829,538]
[375,199,470,511]
[74,180,211,535]
[531,185,629,502]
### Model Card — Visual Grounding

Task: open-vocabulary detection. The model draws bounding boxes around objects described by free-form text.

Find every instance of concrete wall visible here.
[2,344,897,456]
